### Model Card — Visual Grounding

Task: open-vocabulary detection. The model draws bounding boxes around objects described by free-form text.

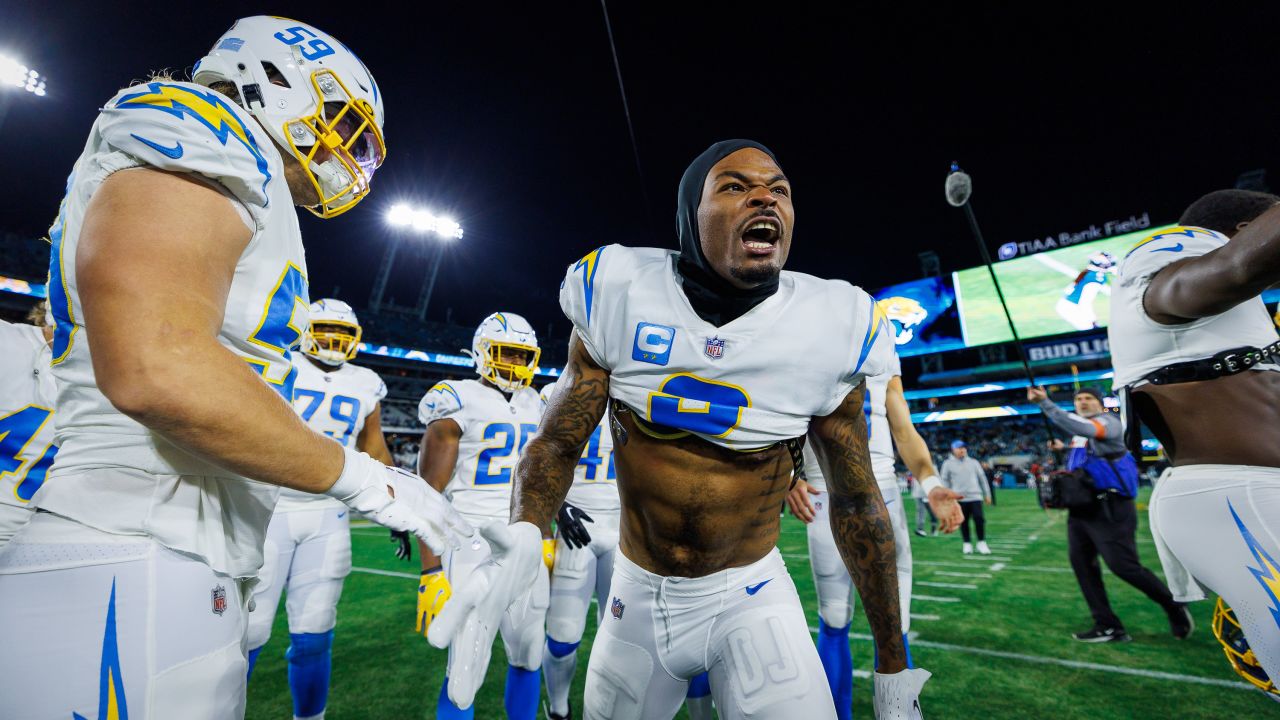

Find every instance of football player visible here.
[414,313,548,720]
[1109,190,1280,697]
[1055,251,1115,331]
[536,381,716,720]
[245,299,392,720]
[431,141,931,719]
[0,18,466,720]
[0,302,57,547]
[787,352,961,718]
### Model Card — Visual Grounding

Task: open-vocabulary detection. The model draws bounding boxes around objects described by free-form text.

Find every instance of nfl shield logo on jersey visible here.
[704,336,726,360]
[211,585,228,616]
[611,596,626,620]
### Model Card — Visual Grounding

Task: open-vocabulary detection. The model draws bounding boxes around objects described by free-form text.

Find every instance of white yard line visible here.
[911,613,942,622]
[917,560,997,570]
[917,581,978,590]
[932,571,992,579]
[965,555,1012,562]
[998,564,1075,574]
[848,632,1253,691]
[989,562,1006,571]
[914,594,963,603]
[351,566,420,580]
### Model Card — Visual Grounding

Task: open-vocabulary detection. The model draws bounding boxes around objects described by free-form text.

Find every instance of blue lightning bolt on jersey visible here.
[38,81,309,578]
[1110,226,1280,388]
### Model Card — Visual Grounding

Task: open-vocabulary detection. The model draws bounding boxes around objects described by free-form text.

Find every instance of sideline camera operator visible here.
[1028,386,1192,643]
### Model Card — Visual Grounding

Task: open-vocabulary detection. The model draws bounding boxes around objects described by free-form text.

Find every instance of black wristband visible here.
[421,565,443,575]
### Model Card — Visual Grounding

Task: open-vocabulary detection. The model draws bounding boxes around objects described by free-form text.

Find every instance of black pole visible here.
[963,201,1038,384]
[954,177,1062,464]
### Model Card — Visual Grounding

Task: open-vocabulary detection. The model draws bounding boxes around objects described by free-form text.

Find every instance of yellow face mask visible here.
[1213,597,1278,696]
[303,320,362,365]
[478,340,541,392]
[283,69,386,219]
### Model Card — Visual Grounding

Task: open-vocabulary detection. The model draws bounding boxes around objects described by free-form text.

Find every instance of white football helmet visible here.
[468,312,540,393]
[193,16,386,218]
[302,298,362,366]
[1087,250,1116,273]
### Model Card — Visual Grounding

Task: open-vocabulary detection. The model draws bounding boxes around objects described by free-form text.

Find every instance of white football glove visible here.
[427,521,543,708]
[326,447,472,556]
[874,667,931,720]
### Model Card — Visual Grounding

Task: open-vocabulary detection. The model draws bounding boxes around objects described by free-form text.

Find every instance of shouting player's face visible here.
[697,148,793,289]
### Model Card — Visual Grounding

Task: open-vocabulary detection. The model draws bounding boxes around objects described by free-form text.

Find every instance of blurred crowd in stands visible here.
[918,416,1049,467]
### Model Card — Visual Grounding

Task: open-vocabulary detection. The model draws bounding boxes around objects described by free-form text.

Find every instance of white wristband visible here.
[918,475,943,495]
[325,446,373,501]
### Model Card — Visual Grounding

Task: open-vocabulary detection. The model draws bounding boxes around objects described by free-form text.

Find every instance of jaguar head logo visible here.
[879,296,928,345]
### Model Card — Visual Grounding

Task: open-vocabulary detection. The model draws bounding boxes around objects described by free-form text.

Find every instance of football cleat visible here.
[193,16,386,218]
[301,298,361,366]
[1072,625,1131,643]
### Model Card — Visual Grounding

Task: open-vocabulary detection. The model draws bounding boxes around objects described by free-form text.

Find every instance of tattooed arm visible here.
[808,381,906,673]
[513,332,611,533]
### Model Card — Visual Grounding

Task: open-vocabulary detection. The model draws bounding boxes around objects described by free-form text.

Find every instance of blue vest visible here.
[1067,447,1139,498]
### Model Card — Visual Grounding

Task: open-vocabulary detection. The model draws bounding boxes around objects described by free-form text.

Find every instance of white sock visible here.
[685,694,715,720]
[543,643,578,717]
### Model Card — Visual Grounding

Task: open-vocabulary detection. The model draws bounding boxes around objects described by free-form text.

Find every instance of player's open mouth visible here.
[740,216,781,254]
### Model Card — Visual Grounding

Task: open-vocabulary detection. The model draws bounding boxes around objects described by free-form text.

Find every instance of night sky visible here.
[3,2,1278,339]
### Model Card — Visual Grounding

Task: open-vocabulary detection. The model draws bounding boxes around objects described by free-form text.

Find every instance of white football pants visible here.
[0,513,250,720]
[246,505,351,650]
[547,510,620,642]
[584,548,836,719]
[807,480,913,632]
[1151,464,1280,684]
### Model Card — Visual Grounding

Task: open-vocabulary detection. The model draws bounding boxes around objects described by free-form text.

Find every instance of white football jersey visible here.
[275,356,388,512]
[539,381,619,515]
[559,245,894,452]
[36,81,308,578]
[803,353,902,492]
[418,379,541,523]
[1110,226,1280,388]
[0,322,58,512]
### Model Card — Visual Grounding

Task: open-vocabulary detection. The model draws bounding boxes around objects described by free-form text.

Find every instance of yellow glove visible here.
[542,538,557,572]
[416,569,451,637]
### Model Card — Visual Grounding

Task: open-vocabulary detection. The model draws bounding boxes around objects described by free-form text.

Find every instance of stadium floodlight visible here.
[0,56,47,96]
[385,203,463,239]
[373,202,463,318]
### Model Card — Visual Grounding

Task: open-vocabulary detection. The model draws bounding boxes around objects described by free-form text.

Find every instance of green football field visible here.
[245,489,1273,719]
[953,226,1175,346]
